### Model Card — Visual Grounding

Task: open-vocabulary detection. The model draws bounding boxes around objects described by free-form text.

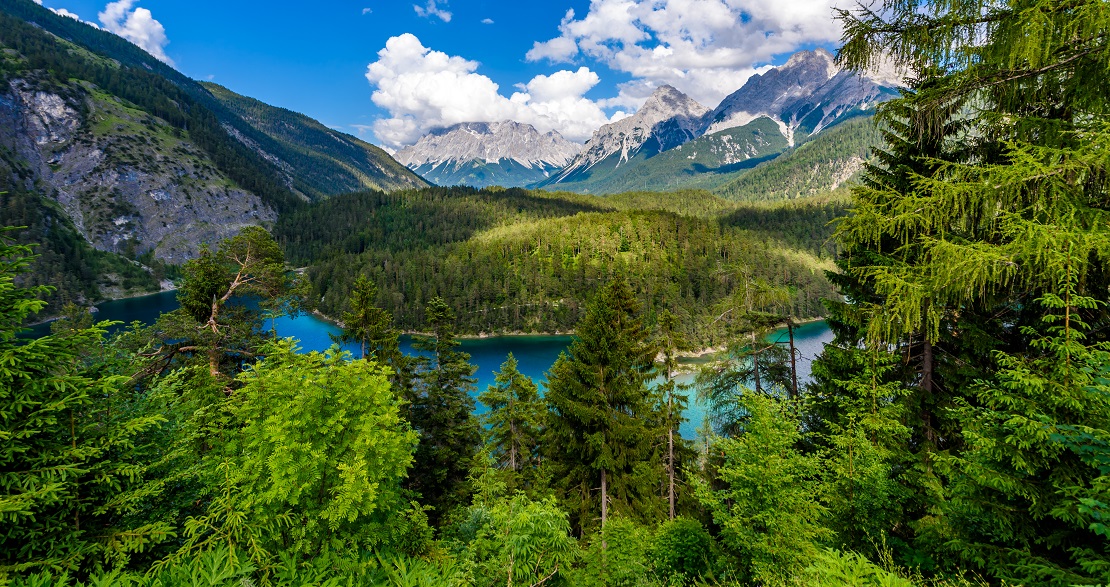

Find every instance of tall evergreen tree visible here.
[405,297,481,521]
[544,277,660,533]
[821,0,1110,581]
[478,354,543,478]
[334,275,399,362]
[0,229,169,574]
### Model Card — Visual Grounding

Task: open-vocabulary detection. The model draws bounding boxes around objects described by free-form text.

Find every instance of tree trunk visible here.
[601,468,608,527]
[510,417,518,471]
[668,424,675,521]
[921,338,937,448]
[788,321,798,400]
[752,332,761,394]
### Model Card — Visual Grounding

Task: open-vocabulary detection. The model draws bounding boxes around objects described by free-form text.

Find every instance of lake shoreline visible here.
[318,309,823,362]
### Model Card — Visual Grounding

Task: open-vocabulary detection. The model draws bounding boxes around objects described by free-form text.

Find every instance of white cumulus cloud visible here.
[33,1,100,28]
[481,18,494,25]
[413,0,451,22]
[98,0,173,66]
[527,0,849,107]
[365,34,615,148]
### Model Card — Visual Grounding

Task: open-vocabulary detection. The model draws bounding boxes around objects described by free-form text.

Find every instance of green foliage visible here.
[139,227,295,381]
[464,489,578,587]
[406,298,482,521]
[696,394,830,586]
[275,186,839,348]
[478,354,544,479]
[568,518,659,587]
[334,275,399,362]
[798,549,913,587]
[229,340,418,558]
[935,276,1110,585]
[653,518,715,584]
[544,279,662,533]
[0,230,170,573]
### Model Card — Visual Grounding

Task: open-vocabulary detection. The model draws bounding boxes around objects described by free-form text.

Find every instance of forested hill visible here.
[713,115,884,201]
[201,82,426,195]
[275,187,843,347]
[0,0,422,310]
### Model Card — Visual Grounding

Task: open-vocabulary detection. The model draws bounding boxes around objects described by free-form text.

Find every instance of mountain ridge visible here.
[395,120,580,188]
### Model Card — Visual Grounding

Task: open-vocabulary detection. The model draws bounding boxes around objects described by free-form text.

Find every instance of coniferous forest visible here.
[3,1,1110,586]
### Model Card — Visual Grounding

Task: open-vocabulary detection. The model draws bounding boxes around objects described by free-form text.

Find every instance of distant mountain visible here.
[203,83,427,196]
[395,121,580,188]
[540,49,899,196]
[706,49,898,143]
[542,85,710,190]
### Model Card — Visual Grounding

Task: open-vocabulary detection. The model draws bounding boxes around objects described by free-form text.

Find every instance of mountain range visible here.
[394,121,579,188]
[537,48,900,194]
[395,48,900,194]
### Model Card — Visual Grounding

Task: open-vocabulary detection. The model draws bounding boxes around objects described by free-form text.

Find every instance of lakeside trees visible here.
[5,0,1110,582]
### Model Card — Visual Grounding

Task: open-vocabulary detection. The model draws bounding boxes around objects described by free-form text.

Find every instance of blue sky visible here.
[35,0,847,148]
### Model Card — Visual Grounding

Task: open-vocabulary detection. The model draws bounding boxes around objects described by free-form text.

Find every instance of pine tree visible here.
[827,0,1110,580]
[334,275,399,362]
[405,297,481,521]
[544,277,660,533]
[0,229,170,574]
[478,354,543,477]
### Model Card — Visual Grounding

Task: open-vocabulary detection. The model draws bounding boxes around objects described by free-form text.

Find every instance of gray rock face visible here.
[706,49,839,136]
[396,120,579,169]
[552,85,709,181]
[395,121,581,188]
[0,78,275,264]
[705,48,899,143]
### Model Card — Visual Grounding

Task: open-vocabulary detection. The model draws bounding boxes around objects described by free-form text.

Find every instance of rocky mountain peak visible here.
[551,85,709,180]
[395,120,580,169]
[705,49,842,136]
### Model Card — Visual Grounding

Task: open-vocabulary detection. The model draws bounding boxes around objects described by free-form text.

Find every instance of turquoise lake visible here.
[26,290,834,438]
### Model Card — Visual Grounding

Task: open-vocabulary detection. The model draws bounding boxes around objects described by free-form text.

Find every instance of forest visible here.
[274,187,842,347]
[3,0,1110,586]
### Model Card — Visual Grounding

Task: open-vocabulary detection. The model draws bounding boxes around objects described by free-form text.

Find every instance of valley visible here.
[5,0,1102,585]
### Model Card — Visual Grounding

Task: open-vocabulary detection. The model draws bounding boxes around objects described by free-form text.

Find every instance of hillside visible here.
[0,0,422,310]
[274,187,841,347]
[713,115,884,201]
[202,82,426,195]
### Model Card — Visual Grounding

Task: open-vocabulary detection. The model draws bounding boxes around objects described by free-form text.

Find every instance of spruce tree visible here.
[826,0,1110,581]
[478,354,543,477]
[405,297,481,521]
[544,277,660,533]
[335,275,399,362]
[0,229,169,573]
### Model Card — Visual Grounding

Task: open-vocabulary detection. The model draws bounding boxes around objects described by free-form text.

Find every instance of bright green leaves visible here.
[230,340,417,556]
[696,394,830,586]
[0,231,170,573]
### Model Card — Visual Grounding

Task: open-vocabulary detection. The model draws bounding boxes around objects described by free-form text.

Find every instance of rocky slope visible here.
[395,121,579,188]
[540,49,899,195]
[203,83,426,196]
[0,77,276,265]
[706,49,899,143]
[545,85,710,187]
[0,0,426,310]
